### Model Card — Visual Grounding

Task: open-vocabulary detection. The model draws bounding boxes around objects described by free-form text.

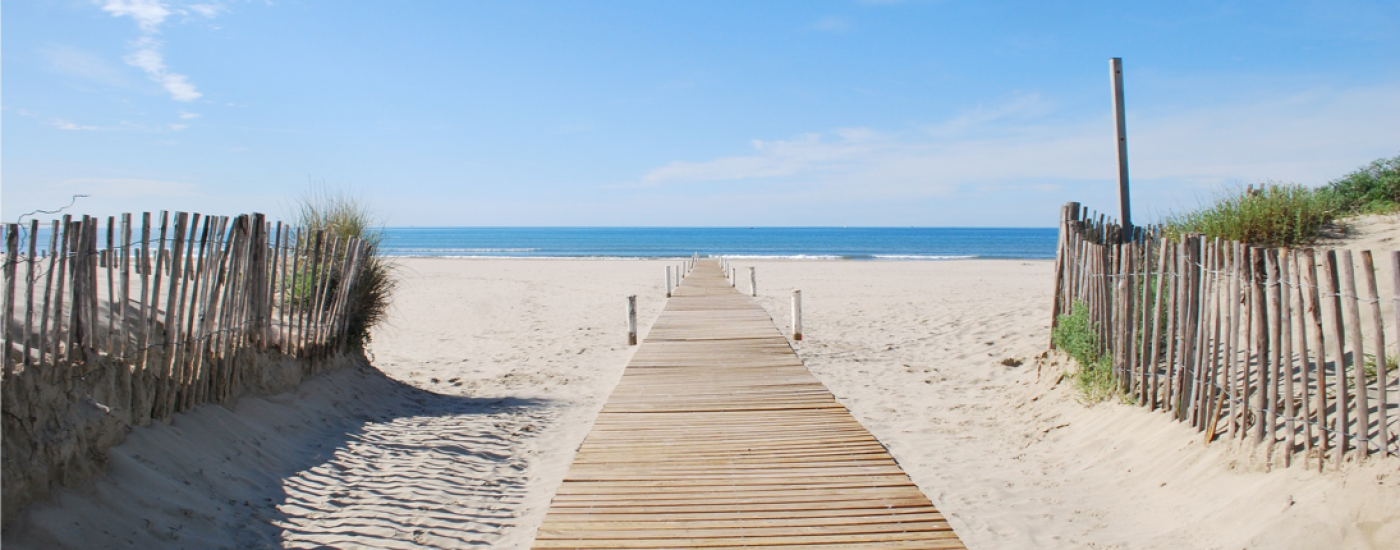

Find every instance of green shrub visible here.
[1052,302,1117,404]
[1325,154,1400,213]
[1162,183,1338,248]
[294,187,397,349]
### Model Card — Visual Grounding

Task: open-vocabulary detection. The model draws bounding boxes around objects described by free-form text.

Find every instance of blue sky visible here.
[4,1,1398,227]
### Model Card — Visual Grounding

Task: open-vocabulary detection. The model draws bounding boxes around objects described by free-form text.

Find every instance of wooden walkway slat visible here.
[532,261,966,549]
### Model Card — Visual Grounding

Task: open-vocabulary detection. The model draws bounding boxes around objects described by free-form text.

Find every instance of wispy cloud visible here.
[632,83,1400,212]
[922,91,1054,137]
[4,107,40,117]
[103,0,215,103]
[124,36,202,102]
[38,45,131,88]
[186,3,225,18]
[178,111,200,119]
[810,16,852,33]
[60,177,197,197]
[101,0,172,32]
[50,119,107,131]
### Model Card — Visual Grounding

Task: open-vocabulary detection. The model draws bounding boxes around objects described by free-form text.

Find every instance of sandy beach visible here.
[6,258,1399,549]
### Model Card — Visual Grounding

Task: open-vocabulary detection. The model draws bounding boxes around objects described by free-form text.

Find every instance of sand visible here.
[6,257,1399,549]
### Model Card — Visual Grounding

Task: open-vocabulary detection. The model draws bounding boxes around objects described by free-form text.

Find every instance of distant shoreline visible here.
[378,226,1059,261]
[379,254,1056,261]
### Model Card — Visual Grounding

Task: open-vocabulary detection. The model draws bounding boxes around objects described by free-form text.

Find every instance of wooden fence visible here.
[1052,202,1398,469]
[1,210,372,423]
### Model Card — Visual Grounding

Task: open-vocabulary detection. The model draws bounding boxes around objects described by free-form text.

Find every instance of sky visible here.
[3,0,1399,227]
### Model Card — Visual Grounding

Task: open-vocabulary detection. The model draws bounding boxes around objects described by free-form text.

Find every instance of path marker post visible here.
[626,295,637,346]
[792,289,803,341]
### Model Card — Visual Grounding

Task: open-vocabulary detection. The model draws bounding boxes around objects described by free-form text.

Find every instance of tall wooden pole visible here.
[1111,57,1132,233]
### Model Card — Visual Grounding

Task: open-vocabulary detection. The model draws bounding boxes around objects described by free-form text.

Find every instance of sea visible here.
[379,227,1058,260]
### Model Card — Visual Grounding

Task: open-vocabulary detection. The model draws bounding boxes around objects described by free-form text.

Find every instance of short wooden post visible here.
[1339,250,1369,459]
[3,224,19,376]
[731,268,736,287]
[1360,251,1387,458]
[791,289,803,341]
[626,295,637,346]
[665,265,673,298]
[749,267,757,297]
[23,220,40,368]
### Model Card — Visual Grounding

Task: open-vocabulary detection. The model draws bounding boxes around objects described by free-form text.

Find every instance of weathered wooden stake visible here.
[1303,248,1330,469]
[750,267,757,297]
[1360,251,1387,457]
[1339,250,1369,459]
[665,265,673,298]
[1322,250,1348,461]
[792,289,803,341]
[3,224,18,375]
[627,295,638,346]
[1389,250,1400,456]
[23,221,39,367]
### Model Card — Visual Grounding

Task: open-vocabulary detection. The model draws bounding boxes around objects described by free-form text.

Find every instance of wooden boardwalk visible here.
[532,261,966,549]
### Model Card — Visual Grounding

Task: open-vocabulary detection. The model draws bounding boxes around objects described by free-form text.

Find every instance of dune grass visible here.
[1160,154,1399,247]
[1052,302,1116,404]
[1162,183,1339,248]
[294,187,397,349]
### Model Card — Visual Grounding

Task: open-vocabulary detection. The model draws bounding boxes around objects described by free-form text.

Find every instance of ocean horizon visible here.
[379,227,1059,260]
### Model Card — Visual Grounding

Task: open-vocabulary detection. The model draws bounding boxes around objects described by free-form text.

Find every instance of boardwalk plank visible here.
[531,261,966,549]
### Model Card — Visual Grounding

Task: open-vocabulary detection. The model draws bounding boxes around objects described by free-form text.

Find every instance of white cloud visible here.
[178,111,200,119]
[169,123,188,131]
[103,1,212,103]
[122,37,202,102]
[102,0,171,33]
[186,3,225,18]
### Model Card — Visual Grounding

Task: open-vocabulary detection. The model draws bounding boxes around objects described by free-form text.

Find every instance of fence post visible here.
[1049,202,1081,347]
[3,224,18,376]
[627,295,638,346]
[750,267,757,297]
[665,265,673,298]
[792,289,803,341]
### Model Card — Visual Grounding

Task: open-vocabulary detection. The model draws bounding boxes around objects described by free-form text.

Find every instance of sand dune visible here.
[748,259,1400,549]
[5,257,1398,549]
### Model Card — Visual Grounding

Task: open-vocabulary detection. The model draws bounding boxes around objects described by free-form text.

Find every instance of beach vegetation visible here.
[1324,153,1400,214]
[1159,153,1400,248]
[1161,183,1339,248]
[1363,353,1398,384]
[293,186,397,349]
[1052,302,1118,404]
